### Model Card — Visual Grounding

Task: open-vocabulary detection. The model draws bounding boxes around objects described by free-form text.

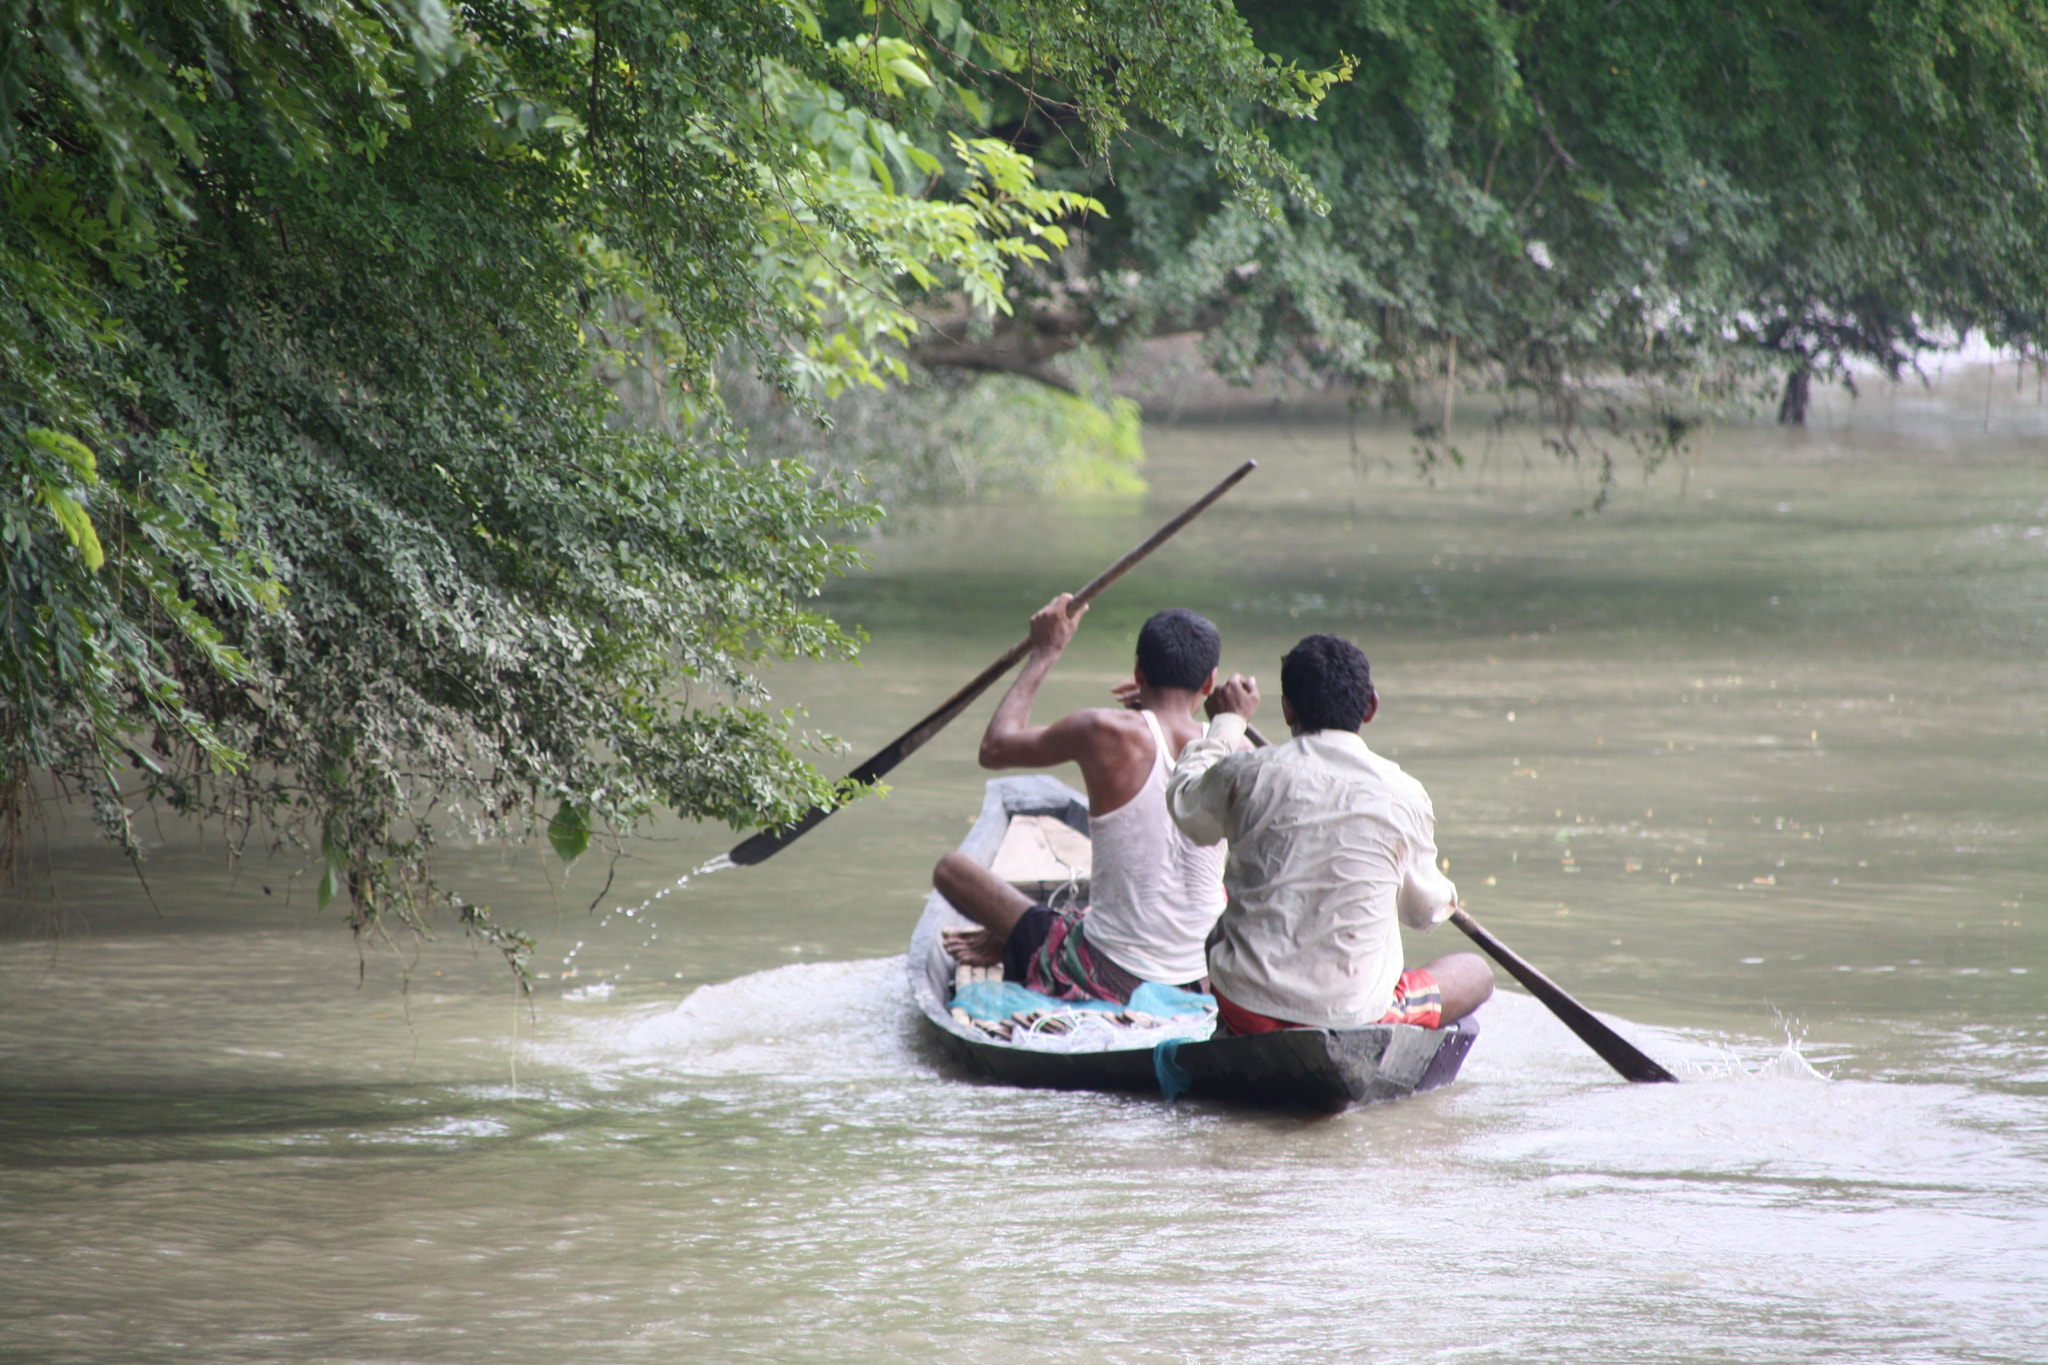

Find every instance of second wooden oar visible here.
[1449,908,1677,1083]
[725,459,1260,866]
[1237,727,1673,1083]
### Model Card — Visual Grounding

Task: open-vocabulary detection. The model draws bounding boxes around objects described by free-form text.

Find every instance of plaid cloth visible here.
[1022,906,1147,1006]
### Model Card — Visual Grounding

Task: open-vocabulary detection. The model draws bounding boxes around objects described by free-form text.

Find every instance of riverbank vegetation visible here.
[0,0,1338,961]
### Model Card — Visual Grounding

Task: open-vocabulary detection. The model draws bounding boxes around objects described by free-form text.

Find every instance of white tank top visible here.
[1081,709,1228,983]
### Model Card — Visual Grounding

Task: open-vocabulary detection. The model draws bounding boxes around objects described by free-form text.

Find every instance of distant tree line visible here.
[929,1,2048,479]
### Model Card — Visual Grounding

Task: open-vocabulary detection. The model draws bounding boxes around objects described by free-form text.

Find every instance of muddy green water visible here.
[4,374,2046,1362]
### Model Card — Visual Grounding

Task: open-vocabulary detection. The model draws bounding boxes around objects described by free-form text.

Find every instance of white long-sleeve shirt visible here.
[1165,713,1458,1028]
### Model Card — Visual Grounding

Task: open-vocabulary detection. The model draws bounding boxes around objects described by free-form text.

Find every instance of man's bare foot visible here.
[942,926,1005,967]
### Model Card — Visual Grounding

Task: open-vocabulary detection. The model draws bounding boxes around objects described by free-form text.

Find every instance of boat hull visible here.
[910,776,1477,1113]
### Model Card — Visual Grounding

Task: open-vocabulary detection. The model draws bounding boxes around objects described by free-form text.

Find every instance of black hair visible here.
[1280,634,1375,732]
[1134,609,1221,690]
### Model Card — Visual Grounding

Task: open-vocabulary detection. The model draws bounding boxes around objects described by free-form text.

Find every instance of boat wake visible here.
[532,943,1846,1114]
[531,956,922,1087]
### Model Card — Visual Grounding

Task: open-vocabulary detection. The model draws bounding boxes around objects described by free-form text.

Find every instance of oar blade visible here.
[726,808,830,867]
[1451,909,1677,1084]
[1523,982,1679,1084]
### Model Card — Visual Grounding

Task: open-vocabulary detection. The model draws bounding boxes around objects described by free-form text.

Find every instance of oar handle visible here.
[725,460,1259,866]
[874,457,1259,767]
[1065,459,1258,611]
[869,455,1259,767]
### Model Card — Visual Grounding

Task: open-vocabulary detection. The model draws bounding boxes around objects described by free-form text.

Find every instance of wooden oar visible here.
[1448,908,1677,1083]
[1236,727,1674,1082]
[725,459,1260,866]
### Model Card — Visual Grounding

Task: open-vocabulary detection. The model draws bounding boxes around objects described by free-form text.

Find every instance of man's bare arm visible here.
[979,593,1089,770]
[977,594,1154,817]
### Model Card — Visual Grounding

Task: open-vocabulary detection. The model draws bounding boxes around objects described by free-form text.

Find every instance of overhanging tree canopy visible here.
[0,0,1342,962]
[931,1,2048,470]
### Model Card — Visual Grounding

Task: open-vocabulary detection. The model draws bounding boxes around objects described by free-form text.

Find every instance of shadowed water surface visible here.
[3,376,2045,1362]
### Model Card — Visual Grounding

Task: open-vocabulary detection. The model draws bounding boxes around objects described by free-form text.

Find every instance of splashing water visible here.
[1672,1034,1832,1082]
[559,855,738,977]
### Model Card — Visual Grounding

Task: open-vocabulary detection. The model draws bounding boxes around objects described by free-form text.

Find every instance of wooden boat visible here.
[908,775,1478,1112]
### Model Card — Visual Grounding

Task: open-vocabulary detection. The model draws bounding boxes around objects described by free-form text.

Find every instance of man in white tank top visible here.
[933,595,1244,1004]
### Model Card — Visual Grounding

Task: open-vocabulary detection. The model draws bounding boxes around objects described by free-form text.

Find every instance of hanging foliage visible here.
[0,0,1339,967]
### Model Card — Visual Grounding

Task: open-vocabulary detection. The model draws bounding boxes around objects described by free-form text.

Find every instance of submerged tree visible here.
[0,0,1342,963]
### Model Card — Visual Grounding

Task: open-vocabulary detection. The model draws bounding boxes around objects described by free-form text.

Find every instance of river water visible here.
[4,374,2046,1362]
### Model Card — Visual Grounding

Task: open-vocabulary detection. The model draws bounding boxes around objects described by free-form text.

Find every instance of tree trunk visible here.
[906,292,1229,395]
[1777,367,1811,425]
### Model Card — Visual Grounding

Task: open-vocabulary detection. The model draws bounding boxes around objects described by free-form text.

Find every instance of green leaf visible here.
[40,488,105,570]
[317,863,339,910]
[25,427,98,482]
[548,800,590,864]
[885,58,931,89]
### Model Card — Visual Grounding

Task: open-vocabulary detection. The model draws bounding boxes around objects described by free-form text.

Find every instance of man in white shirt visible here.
[933,594,1235,1004]
[1165,634,1494,1034]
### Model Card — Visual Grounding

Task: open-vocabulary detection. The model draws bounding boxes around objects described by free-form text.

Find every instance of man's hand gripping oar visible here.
[724,461,1260,868]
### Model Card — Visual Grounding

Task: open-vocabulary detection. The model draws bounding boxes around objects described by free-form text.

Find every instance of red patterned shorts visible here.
[1013,906,1148,1005]
[1214,967,1444,1036]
